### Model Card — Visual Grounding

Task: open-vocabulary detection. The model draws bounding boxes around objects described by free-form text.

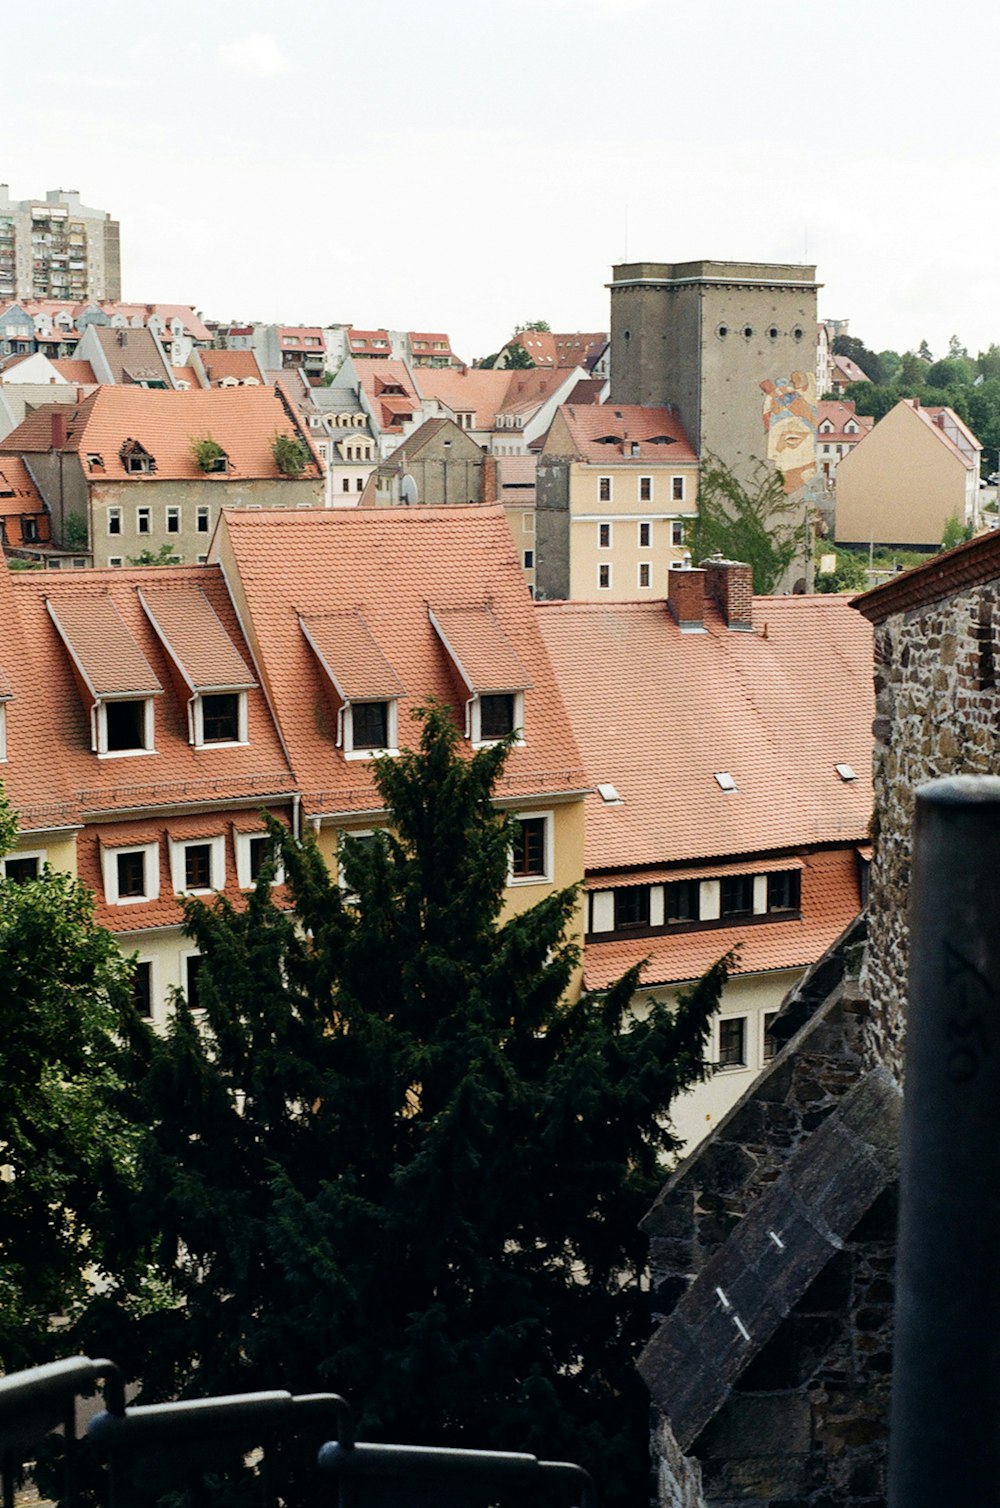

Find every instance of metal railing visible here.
[0,1356,597,1508]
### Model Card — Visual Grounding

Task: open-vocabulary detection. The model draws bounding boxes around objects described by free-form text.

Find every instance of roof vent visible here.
[596,782,623,805]
[714,772,737,793]
[835,763,858,782]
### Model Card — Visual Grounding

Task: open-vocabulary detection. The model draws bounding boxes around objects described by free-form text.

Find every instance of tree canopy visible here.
[0,792,136,1372]
[83,705,728,1508]
[691,454,805,593]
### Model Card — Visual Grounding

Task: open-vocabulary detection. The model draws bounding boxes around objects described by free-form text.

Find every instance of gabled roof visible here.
[213,506,586,815]
[139,585,257,692]
[10,566,295,820]
[0,457,49,548]
[536,593,873,872]
[47,593,163,697]
[0,386,322,482]
[85,325,174,387]
[0,566,77,832]
[542,403,698,465]
[49,359,97,385]
[497,367,582,418]
[196,349,266,387]
[430,605,532,694]
[830,352,870,385]
[384,416,484,465]
[299,611,406,701]
[815,399,873,443]
[414,366,516,428]
[505,331,607,369]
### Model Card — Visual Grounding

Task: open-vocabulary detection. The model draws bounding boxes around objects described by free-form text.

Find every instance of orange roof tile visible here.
[816,400,873,443]
[0,567,78,832]
[0,386,322,483]
[583,848,863,990]
[171,366,199,389]
[299,611,406,701]
[49,359,97,384]
[11,566,296,818]
[214,506,586,815]
[0,457,49,547]
[198,350,266,387]
[430,606,532,694]
[46,593,163,697]
[139,585,257,692]
[414,367,514,429]
[537,593,873,872]
[545,403,698,465]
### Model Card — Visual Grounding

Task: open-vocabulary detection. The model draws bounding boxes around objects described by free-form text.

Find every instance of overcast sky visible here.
[11,0,1000,363]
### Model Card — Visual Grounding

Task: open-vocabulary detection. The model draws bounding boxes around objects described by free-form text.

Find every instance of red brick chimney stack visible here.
[50,410,68,450]
[701,555,754,631]
[667,567,706,632]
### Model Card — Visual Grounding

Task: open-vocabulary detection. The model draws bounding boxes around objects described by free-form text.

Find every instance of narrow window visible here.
[480,694,515,740]
[197,505,210,533]
[137,507,151,535]
[117,850,146,899]
[672,476,684,502]
[671,521,684,546]
[721,874,753,916]
[248,835,269,882]
[638,521,651,548]
[598,476,611,502]
[184,843,213,890]
[718,1017,747,1068]
[523,549,534,569]
[166,506,180,534]
[614,886,650,929]
[639,476,652,502]
[511,816,546,879]
[201,693,239,743]
[598,563,611,589]
[131,960,153,1018]
[342,478,351,492]
[352,700,389,750]
[767,870,801,912]
[666,879,697,922]
[108,507,122,535]
[763,1011,779,1062]
[599,522,611,548]
[639,562,651,588]
[185,954,203,1009]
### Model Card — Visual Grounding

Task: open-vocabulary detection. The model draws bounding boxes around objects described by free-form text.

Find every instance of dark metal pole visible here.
[889,774,1000,1505]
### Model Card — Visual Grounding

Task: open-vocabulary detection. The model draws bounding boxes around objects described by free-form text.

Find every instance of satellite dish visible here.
[400,473,418,505]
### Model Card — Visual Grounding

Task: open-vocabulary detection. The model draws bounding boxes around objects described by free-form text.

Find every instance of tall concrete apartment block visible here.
[608,261,820,483]
[0,186,121,304]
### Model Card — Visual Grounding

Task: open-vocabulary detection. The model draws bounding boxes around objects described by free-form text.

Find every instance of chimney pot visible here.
[700,556,754,631]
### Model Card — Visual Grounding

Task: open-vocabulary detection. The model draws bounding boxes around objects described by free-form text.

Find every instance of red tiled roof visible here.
[536,593,873,872]
[815,400,873,443]
[498,368,579,417]
[49,359,97,385]
[430,606,532,694]
[415,367,515,429]
[300,611,406,701]
[213,506,586,814]
[0,386,322,482]
[0,567,77,831]
[47,593,163,697]
[545,403,698,465]
[139,585,257,691]
[0,457,49,547]
[198,350,265,387]
[10,566,296,817]
[583,848,863,990]
[831,353,870,385]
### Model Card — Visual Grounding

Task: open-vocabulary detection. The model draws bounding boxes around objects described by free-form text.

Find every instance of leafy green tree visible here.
[0,790,135,1371]
[832,334,882,383]
[976,345,1000,382]
[940,516,973,551]
[500,340,534,369]
[927,357,973,389]
[877,349,902,385]
[271,433,311,478]
[899,350,929,386]
[844,382,898,422]
[90,707,728,1508]
[691,454,804,593]
[918,339,934,362]
[127,543,181,567]
[515,320,551,333]
[815,547,868,594]
[948,334,968,360]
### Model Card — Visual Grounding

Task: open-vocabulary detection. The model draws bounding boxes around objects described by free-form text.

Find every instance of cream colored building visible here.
[836,397,982,549]
[535,403,698,600]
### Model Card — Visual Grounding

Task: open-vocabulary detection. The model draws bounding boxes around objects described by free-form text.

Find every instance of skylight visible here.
[597,782,623,805]
[835,763,858,782]
[714,772,737,793]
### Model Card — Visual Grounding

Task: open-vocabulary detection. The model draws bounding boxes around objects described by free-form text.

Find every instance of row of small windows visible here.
[105,830,279,907]
[339,690,521,758]
[598,476,686,503]
[716,324,805,342]
[717,1010,780,1071]
[598,520,684,549]
[96,690,245,756]
[108,504,212,535]
[587,869,801,937]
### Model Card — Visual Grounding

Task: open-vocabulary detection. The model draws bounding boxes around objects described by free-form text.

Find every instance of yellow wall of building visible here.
[567,462,698,601]
[836,403,967,547]
[5,829,78,878]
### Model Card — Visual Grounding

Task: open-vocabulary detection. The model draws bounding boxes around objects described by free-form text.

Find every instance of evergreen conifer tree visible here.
[92,706,728,1507]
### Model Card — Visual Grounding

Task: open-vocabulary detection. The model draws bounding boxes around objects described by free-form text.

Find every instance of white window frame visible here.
[508,809,553,886]
[342,698,399,760]
[170,834,226,896]
[671,476,685,503]
[102,841,160,905]
[196,505,211,533]
[638,520,651,549]
[107,506,122,536]
[638,561,651,589]
[598,562,611,590]
[166,505,181,534]
[598,476,612,502]
[235,830,285,889]
[471,690,525,749]
[638,476,652,503]
[96,696,156,757]
[191,690,249,748]
[136,505,151,535]
[130,954,158,1024]
[671,520,685,547]
[181,947,204,1010]
[3,846,46,880]
[336,827,376,898]
[108,556,124,568]
[598,521,612,549]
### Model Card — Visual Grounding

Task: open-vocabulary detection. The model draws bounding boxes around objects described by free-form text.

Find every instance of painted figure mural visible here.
[761,371,817,493]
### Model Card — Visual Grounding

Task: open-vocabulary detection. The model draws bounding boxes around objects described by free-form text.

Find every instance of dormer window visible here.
[139,585,256,749]
[119,438,156,474]
[429,605,531,747]
[479,693,516,741]
[845,420,858,434]
[103,696,155,753]
[299,610,405,760]
[45,595,162,757]
[199,692,243,744]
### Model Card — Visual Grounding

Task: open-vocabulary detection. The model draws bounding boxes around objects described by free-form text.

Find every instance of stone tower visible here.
[608,260,820,487]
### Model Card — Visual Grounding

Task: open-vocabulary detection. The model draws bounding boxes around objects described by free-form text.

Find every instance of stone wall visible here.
[864,581,998,1078]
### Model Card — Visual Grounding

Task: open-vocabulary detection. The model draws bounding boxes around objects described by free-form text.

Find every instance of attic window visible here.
[119,438,155,475]
[597,782,622,805]
[714,772,737,793]
[835,763,858,782]
[647,435,675,446]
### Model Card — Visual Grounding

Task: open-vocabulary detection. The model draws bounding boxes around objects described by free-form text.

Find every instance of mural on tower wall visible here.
[760,371,817,493]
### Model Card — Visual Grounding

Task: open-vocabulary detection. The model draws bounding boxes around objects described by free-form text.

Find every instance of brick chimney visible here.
[701,555,754,631]
[50,410,68,450]
[481,453,498,503]
[667,567,706,632]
